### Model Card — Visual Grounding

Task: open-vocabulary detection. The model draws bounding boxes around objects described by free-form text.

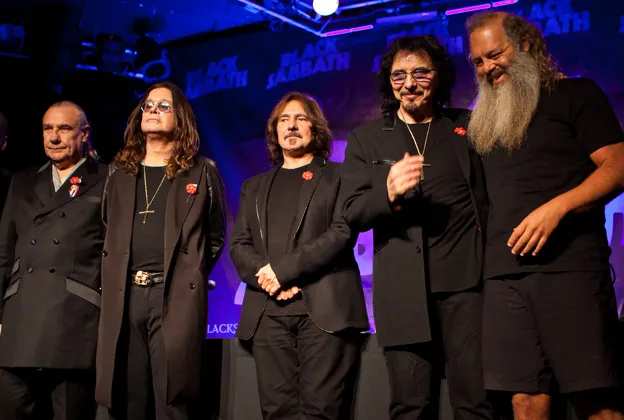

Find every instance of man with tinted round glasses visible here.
[96,81,226,420]
[342,36,493,419]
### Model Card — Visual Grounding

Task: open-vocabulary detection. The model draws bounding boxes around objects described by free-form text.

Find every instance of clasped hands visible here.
[256,263,300,301]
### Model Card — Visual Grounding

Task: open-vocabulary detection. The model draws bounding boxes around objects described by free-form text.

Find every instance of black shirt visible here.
[264,165,310,315]
[482,78,624,278]
[399,118,477,293]
[130,165,173,272]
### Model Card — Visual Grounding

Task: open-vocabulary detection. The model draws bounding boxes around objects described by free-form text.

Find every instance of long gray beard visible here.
[468,52,541,155]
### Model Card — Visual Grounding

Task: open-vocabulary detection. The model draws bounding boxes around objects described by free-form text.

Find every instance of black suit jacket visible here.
[0,158,107,368]
[342,109,488,347]
[230,156,370,340]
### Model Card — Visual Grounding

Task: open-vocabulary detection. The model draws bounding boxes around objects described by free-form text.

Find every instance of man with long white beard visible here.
[467,11,624,420]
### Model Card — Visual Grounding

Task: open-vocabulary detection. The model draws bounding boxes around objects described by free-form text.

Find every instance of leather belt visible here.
[131,271,165,287]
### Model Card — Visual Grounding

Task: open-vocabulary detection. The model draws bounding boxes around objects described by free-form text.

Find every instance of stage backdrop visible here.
[166,0,624,338]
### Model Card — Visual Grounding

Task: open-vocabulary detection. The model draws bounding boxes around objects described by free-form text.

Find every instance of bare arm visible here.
[557,142,624,213]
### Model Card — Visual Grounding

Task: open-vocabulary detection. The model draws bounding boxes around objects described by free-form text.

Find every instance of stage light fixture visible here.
[313,0,339,16]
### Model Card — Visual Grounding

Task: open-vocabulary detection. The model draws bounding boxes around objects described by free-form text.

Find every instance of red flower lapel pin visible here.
[68,176,82,197]
[302,171,314,181]
[454,127,467,136]
[186,183,198,202]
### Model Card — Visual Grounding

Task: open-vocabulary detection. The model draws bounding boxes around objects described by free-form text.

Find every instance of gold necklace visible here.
[138,164,167,224]
[399,108,432,181]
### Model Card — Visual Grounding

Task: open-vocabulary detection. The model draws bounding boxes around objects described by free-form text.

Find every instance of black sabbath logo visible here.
[267,39,350,89]
[207,323,238,334]
[521,0,590,36]
[186,56,248,100]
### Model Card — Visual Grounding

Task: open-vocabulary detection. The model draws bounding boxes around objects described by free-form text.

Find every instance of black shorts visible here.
[482,271,620,394]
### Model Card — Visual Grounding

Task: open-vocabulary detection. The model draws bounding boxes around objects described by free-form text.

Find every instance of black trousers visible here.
[106,283,188,420]
[0,367,96,420]
[250,314,362,420]
[383,289,493,420]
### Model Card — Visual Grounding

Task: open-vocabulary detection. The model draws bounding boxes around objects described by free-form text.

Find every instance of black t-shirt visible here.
[130,165,173,272]
[399,119,478,292]
[264,165,310,315]
[482,78,624,278]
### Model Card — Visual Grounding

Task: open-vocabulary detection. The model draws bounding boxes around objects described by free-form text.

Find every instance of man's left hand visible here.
[508,198,568,256]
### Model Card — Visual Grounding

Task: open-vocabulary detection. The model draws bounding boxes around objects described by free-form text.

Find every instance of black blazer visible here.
[0,158,107,368]
[342,109,488,347]
[230,156,370,339]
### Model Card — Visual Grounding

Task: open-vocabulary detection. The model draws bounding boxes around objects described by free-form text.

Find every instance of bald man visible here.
[0,102,107,420]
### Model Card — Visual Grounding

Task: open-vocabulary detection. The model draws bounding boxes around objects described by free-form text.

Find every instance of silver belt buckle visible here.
[134,270,153,286]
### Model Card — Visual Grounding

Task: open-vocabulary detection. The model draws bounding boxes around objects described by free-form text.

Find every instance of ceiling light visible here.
[313,0,339,16]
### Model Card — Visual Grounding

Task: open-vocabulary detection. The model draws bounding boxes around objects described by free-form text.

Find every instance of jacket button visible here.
[188,282,196,290]
[49,268,55,273]
[416,246,422,253]
[53,239,60,244]
[59,212,66,218]
[102,250,108,257]
[182,248,189,254]
[27,268,33,273]
[477,225,481,232]
[30,239,36,245]
[98,287,102,292]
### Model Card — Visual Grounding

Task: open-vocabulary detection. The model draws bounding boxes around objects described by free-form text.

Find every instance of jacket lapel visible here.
[440,116,471,182]
[114,169,138,254]
[36,158,104,217]
[33,163,54,208]
[256,166,280,253]
[164,160,204,264]
[291,156,325,241]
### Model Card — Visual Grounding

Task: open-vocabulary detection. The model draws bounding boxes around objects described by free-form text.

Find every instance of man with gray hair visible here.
[0,101,108,419]
[467,11,624,420]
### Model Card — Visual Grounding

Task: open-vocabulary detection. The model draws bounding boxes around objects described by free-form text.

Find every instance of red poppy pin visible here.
[186,183,198,202]
[68,176,81,197]
[186,183,198,195]
[454,127,467,136]
[302,171,314,181]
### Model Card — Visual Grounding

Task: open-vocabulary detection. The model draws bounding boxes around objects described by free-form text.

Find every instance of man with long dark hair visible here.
[0,101,106,419]
[342,36,493,419]
[230,91,369,419]
[467,11,624,419]
[95,81,226,419]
